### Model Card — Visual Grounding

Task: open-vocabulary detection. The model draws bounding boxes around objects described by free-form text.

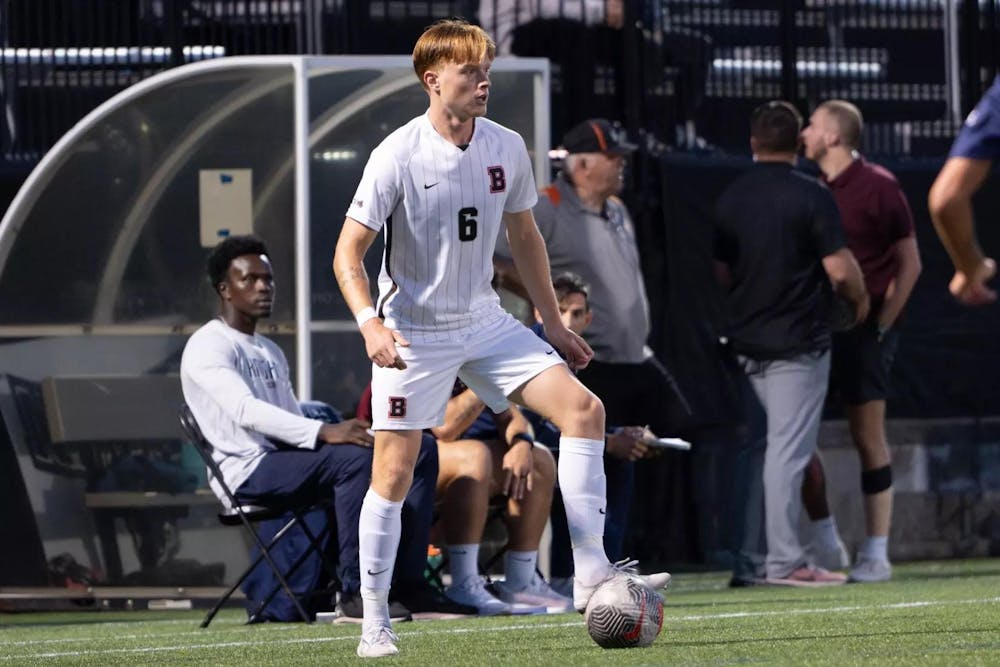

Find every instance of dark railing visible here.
[1,0,999,163]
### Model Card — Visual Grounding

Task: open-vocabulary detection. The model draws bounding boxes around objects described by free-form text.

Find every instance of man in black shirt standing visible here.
[714,101,868,586]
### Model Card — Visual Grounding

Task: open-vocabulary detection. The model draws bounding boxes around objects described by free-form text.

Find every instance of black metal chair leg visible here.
[246,518,335,624]
[201,515,304,628]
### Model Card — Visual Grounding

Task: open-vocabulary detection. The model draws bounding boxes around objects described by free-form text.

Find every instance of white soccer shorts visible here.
[369,313,564,430]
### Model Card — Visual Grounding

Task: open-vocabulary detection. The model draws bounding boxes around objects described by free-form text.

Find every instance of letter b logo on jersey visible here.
[487,166,506,193]
[388,396,407,419]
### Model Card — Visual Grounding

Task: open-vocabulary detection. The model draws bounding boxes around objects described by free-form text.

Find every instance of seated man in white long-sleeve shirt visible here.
[180,235,406,620]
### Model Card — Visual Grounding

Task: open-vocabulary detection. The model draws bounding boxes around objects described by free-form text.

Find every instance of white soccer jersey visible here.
[346,113,538,341]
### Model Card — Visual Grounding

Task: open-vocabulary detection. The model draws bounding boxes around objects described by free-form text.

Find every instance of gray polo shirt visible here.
[524,173,652,364]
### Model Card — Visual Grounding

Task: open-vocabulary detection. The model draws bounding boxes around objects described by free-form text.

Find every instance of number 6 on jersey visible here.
[458,207,478,241]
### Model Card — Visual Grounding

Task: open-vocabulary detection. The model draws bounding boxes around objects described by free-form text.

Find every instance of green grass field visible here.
[3,559,999,665]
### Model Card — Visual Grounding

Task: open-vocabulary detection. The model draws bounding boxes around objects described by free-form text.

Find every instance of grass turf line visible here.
[1,559,999,665]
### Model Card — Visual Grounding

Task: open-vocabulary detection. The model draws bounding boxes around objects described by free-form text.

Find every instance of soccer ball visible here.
[584,574,664,649]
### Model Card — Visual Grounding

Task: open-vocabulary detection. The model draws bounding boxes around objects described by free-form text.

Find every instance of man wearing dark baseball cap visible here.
[558,118,638,157]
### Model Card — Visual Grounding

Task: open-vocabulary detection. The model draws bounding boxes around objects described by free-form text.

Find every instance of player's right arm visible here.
[928,156,997,305]
[822,248,869,324]
[333,218,409,369]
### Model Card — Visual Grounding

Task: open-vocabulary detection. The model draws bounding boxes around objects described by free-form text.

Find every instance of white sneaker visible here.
[493,573,574,613]
[445,576,512,616]
[849,557,892,583]
[573,558,671,612]
[807,536,850,571]
[356,625,399,658]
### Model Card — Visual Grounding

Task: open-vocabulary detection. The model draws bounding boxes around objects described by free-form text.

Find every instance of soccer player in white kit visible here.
[333,18,668,658]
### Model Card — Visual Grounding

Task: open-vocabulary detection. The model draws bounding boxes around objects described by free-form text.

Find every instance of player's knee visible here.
[379,459,416,492]
[469,441,493,481]
[457,440,493,484]
[531,443,556,488]
[443,441,492,485]
[566,390,604,434]
[861,465,892,495]
[544,386,604,438]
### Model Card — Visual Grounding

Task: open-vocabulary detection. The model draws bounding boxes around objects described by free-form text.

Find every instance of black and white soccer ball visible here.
[584,574,664,649]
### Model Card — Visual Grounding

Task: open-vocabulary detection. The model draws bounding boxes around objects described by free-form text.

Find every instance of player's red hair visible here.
[412,18,495,90]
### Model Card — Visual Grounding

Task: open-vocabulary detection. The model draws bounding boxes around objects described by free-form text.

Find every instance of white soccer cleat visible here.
[493,572,574,613]
[643,571,672,591]
[356,625,399,658]
[445,575,512,616]
[573,559,671,613]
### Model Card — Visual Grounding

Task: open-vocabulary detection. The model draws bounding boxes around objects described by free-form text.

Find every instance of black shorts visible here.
[830,309,899,405]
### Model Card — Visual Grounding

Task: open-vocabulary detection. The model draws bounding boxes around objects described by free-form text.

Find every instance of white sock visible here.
[859,535,888,562]
[447,543,480,585]
[360,588,390,631]
[558,436,610,585]
[358,488,403,631]
[811,516,842,548]
[504,550,538,590]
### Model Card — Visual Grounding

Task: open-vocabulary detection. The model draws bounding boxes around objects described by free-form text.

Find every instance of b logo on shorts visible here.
[487,166,506,193]
[388,396,407,419]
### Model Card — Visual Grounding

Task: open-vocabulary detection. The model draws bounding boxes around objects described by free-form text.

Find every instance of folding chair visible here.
[178,403,336,628]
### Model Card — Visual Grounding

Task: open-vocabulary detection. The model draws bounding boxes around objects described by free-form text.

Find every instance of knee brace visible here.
[861,465,892,494]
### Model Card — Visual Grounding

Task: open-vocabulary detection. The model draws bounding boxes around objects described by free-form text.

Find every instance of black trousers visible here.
[576,356,699,565]
[576,356,692,436]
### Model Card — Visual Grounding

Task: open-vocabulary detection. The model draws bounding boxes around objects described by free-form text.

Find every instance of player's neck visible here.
[428,105,476,146]
[219,310,258,336]
[820,149,856,181]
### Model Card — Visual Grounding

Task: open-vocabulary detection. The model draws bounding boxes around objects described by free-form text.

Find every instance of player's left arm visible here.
[504,209,594,369]
[878,184,923,332]
[879,236,921,334]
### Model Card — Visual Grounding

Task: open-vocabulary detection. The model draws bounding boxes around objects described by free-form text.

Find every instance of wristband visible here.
[509,432,533,448]
[355,306,377,329]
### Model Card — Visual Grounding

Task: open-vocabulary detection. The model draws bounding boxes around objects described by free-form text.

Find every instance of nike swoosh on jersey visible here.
[367,567,389,576]
[424,182,439,189]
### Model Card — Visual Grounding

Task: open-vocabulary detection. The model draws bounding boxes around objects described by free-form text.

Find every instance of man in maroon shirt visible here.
[801,99,923,583]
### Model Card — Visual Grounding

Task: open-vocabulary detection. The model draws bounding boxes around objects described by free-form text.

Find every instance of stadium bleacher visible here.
[667,0,958,155]
[1,0,997,164]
